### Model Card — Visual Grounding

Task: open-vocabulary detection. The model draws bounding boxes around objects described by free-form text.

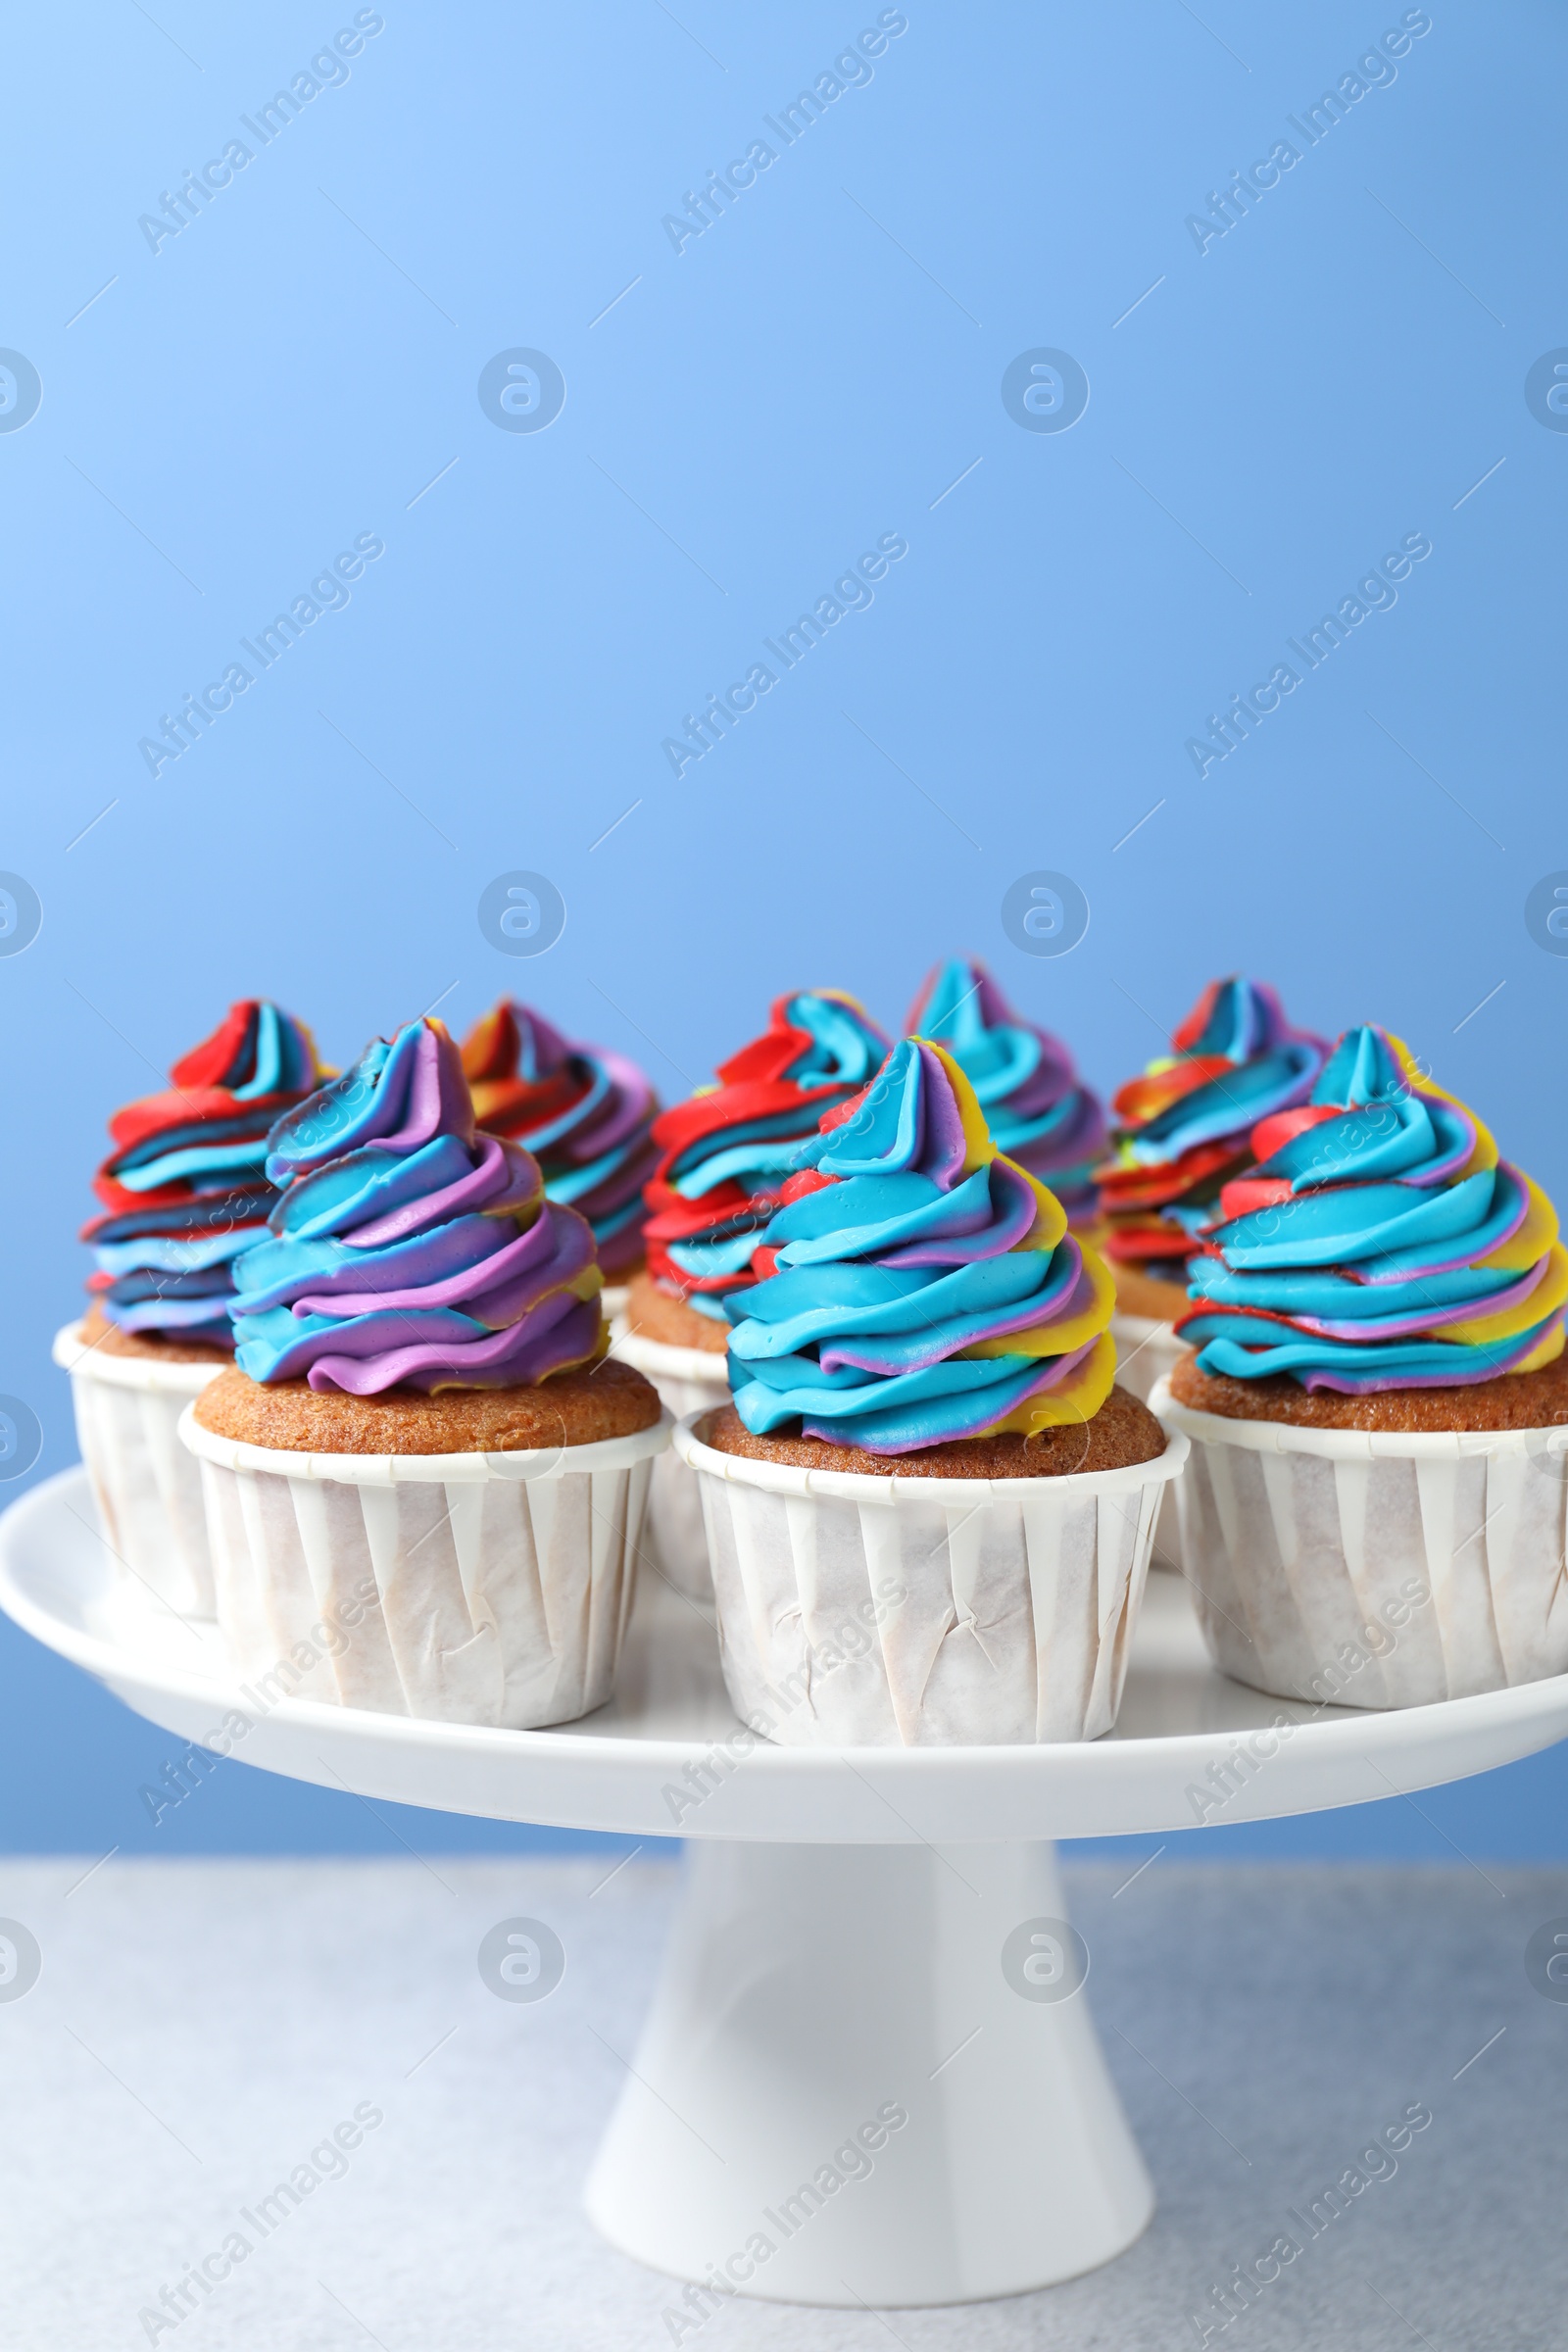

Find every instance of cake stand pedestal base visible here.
[584,1838,1152,2308]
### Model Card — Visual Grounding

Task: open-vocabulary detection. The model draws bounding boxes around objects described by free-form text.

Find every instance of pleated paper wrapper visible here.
[1110,1311,1192,1574]
[673,1411,1189,1746]
[1153,1378,1568,1707]
[180,1406,670,1730]
[53,1319,224,1617]
[611,1326,731,1602]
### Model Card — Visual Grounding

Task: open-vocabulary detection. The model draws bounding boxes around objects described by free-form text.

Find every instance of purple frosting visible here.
[230,1019,604,1394]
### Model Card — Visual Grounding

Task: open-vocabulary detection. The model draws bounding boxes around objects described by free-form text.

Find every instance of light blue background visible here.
[1,0,1563,1861]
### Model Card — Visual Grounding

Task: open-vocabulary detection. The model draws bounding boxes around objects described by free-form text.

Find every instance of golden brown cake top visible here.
[621,1272,731,1354]
[1169,1351,1568,1433]
[699,1385,1165,1479]
[193,1356,661,1454]
[1111,1265,1194,1327]
[79,1300,232,1366]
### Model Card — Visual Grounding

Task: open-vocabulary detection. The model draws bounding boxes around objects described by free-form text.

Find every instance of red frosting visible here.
[643,991,886,1306]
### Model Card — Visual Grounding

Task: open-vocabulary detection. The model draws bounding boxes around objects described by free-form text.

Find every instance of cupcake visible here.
[906,957,1106,1226]
[1100,976,1328,1335]
[181,1017,667,1729]
[1156,1023,1568,1706]
[616,988,889,1597]
[674,1037,1186,1745]
[460,1000,659,1312]
[54,1001,323,1615]
[1098,977,1326,1582]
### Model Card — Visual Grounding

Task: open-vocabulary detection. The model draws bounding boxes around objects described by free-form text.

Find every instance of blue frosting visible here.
[724,1038,1116,1453]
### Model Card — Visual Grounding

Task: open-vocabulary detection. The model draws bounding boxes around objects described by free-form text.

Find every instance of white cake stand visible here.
[5,1467,1566,2310]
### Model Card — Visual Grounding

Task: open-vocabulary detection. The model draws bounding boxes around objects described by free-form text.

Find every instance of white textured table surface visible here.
[0,1855,1563,2349]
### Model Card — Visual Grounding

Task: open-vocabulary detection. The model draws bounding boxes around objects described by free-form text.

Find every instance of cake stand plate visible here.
[5,1468,1565,2308]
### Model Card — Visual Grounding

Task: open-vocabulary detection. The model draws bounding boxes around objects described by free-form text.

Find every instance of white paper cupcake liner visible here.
[1152,1377,1568,1707]
[1110,1311,1193,1574]
[610,1326,731,1602]
[53,1319,224,1618]
[179,1405,671,1729]
[673,1410,1189,1746]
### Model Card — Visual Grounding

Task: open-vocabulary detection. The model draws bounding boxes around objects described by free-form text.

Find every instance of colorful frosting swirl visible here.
[643,990,890,1324]
[725,1038,1116,1452]
[82,1002,322,1345]
[906,958,1106,1222]
[1100,977,1328,1288]
[460,1002,659,1278]
[229,1017,603,1394]
[1177,1024,1568,1392]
